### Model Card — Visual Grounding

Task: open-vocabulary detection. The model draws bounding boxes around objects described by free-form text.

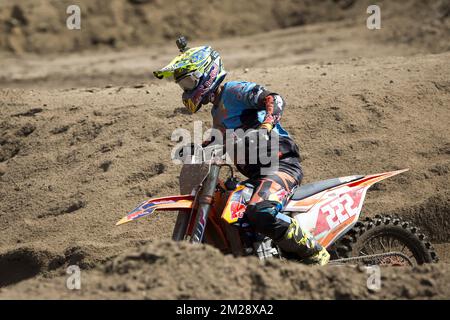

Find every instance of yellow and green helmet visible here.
[153,42,227,113]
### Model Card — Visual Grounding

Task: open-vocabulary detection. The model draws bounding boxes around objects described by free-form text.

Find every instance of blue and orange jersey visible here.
[211,81,289,137]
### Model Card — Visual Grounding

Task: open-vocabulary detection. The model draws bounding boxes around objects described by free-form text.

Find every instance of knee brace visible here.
[245,200,288,240]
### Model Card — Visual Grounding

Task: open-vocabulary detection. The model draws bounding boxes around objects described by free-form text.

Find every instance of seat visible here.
[291,175,364,201]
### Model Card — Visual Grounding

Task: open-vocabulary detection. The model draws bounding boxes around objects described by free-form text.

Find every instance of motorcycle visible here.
[116,140,439,266]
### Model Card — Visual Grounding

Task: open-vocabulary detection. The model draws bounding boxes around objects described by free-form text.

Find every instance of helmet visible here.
[153,44,227,113]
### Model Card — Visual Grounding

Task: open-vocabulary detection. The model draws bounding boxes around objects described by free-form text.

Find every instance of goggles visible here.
[176,70,202,91]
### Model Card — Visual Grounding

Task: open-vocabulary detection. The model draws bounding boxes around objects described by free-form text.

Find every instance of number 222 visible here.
[323,194,359,229]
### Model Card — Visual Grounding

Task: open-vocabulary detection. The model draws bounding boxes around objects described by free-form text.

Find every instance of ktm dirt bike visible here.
[116,141,439,266]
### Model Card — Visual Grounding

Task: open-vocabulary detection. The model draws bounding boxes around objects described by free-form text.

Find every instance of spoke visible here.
[379,237,387,252]
[387,237,395,251]
[368,241,376,254]
[400,244,407,253]
[392,239,401,251]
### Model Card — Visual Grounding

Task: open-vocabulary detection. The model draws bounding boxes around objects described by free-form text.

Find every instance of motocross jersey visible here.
[211,81,301,178]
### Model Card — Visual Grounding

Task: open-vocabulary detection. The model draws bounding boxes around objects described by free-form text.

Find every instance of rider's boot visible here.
[275,218,330,266]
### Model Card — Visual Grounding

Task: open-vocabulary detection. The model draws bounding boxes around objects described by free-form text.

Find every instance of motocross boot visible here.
[276,218,330,266]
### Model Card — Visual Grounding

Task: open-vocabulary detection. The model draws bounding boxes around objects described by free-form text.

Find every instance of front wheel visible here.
[332,215,439,266]
[171,210,190,241]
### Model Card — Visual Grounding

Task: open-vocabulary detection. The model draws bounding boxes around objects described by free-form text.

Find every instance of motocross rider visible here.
[153,38,330,265]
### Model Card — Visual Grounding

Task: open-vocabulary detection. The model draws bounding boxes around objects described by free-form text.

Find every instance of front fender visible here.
[116,195,194,225]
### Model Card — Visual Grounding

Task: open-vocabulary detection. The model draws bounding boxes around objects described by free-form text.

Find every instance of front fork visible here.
[174,161,294,248]
[190,164,220,243]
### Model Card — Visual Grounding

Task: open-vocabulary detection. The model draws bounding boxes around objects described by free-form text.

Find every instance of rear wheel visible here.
[332,215,439,266]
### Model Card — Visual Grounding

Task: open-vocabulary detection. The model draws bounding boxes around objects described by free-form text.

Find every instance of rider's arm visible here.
[246,85,285,131]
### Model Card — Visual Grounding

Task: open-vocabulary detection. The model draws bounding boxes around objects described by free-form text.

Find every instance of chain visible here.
[329,251,414,266]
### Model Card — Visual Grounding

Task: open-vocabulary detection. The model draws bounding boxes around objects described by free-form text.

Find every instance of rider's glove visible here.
[259,122,273,132]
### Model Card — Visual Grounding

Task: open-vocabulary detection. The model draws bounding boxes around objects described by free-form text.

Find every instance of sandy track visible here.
[2,241,449,299]
[0,20,432,89]
[0,50,449,298]
[1,0,447,56]
[1,0,449,89]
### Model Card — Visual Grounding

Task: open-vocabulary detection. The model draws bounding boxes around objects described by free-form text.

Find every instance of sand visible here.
[0,0,449,299]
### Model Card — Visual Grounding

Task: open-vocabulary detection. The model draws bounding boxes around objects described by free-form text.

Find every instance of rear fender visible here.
[116,195,194,225]
[292,169,408,248]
